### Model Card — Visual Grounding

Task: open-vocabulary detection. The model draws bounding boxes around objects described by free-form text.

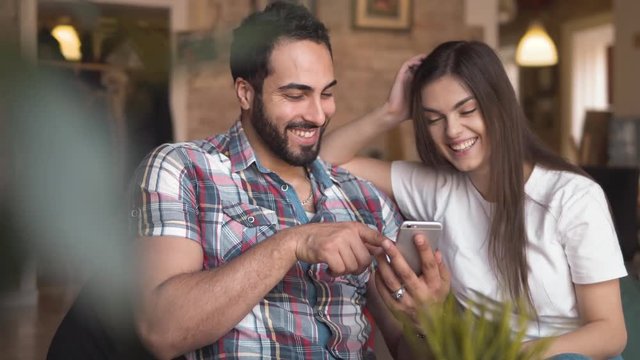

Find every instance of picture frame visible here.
[254,0,316,14]
[352,0,412,31]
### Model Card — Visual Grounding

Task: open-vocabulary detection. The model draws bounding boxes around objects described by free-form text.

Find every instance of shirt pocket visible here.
[218,201,278,263]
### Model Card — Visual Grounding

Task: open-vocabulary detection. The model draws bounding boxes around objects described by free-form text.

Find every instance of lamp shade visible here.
[516,21,557,67]
[51,25,82,61]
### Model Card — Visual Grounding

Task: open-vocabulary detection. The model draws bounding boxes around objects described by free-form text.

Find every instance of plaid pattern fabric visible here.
[131,121,401,359]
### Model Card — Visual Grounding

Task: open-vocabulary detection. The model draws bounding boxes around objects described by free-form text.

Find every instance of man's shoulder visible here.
[136,133,233,179]
[325,162,356,181]
[319,159,401,235]
[320,159,392,202]
[319,159,366,186]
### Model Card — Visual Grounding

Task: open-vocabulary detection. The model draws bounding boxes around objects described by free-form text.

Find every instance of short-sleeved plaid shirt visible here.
[131,121,401,359]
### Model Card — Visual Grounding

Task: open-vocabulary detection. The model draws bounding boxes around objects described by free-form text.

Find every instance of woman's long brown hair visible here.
[410,41,586,311]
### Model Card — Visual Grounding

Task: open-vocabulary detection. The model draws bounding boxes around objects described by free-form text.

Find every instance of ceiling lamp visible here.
[515,21,557,67]
[51,24,82,61]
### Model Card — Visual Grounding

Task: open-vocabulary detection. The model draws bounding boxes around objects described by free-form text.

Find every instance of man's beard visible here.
[250,95,326,167]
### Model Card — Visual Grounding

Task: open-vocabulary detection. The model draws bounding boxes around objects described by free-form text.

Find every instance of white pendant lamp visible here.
[515,21,557,67]
[51,24,82,61]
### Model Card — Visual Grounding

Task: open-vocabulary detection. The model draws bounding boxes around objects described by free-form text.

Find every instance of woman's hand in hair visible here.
[382,53,426,127]
[374,236,450,329]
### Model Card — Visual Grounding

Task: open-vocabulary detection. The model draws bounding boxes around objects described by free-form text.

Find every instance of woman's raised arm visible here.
[320,54,425,198]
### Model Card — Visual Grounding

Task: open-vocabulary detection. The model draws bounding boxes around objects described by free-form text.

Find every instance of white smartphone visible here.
[393,221,442,274]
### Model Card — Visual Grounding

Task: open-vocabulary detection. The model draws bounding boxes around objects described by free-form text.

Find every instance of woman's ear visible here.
[235,78,254,110]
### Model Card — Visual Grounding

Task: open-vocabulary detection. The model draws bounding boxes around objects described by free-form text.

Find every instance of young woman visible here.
[321,41,627,359]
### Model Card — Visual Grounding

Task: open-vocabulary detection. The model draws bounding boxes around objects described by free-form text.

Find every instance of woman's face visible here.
[421,75,491,179]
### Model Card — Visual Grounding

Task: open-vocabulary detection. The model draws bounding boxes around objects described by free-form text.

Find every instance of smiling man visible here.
[129,2,415,359]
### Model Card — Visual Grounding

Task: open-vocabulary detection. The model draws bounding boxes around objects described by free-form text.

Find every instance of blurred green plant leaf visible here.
[405,295,551,360]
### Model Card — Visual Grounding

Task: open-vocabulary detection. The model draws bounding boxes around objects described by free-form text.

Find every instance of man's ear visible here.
[235,78,254,110]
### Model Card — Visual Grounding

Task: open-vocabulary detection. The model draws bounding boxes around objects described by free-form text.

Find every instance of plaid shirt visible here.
[131,121,401,359]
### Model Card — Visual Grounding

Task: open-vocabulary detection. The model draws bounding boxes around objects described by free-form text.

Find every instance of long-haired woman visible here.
[321,41,627,359]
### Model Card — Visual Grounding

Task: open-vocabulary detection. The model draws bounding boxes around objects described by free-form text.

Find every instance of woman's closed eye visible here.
[426,114,446,125]
[460,107,477,116]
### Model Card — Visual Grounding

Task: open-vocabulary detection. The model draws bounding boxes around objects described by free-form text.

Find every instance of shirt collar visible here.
[227,120,333,189]
[227,120,260,173]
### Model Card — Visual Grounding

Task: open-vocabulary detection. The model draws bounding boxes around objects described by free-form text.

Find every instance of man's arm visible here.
[135,222,385,359]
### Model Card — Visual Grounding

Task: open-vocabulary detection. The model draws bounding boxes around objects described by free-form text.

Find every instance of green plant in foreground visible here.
[403,295,551,360]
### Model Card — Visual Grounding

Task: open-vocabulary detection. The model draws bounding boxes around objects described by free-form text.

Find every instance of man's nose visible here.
[303,97,327,125]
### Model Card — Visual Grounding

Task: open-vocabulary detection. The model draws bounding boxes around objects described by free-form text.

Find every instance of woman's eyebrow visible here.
[453,96,475,109]
[422,96,475,113]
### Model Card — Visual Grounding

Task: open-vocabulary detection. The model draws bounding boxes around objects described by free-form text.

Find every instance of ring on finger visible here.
[392,286,405,301]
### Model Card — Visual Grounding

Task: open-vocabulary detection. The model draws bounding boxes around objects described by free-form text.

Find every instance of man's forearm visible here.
[137,231,298,359]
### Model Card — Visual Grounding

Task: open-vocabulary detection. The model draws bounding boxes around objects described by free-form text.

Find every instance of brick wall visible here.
[182,0,478,161]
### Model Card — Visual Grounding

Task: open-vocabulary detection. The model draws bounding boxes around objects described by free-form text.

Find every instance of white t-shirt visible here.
[391,161,627,340]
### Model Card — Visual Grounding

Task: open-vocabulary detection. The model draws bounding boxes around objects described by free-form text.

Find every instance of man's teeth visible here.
[450,138,477,151]
[291,129,315,138]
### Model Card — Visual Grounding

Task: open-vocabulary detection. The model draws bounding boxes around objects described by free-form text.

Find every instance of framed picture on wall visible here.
[254,0,315,13]
[352,0,412,30]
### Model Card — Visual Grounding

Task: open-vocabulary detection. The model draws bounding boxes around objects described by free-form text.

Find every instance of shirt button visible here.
[247,216,255,224]
[281,184,289,191]
[130,209,139,218]
[316,310,324,318]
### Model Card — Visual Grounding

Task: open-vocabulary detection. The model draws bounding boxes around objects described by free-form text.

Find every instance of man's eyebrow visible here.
[422,96,475,113]
[278,83,312,91]
[322,80,338,91]
[277,80,338,92]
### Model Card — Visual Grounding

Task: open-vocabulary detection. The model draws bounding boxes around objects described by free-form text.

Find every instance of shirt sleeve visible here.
[557,181,627,284]
[391,161,445,222]
[130,143,202,242]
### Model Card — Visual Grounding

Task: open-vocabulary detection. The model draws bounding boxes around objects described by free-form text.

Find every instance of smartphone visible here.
[393,221,442,274]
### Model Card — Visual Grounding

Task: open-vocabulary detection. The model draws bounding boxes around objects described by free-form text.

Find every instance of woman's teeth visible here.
[450,137,477,152]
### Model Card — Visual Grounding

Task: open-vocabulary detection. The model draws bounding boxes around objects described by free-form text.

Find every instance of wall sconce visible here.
[515,21,557,67]
[51,24,82,61]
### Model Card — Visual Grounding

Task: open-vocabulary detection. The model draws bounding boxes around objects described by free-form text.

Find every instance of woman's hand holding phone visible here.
[374,228,451,329]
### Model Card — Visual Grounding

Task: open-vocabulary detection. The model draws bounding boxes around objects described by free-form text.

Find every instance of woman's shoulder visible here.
[526,165,604,210]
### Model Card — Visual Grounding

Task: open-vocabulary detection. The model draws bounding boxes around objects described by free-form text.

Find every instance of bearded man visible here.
[129,2,449,359]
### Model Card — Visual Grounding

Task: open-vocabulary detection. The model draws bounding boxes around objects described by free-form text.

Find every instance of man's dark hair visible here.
[230,1,332,93]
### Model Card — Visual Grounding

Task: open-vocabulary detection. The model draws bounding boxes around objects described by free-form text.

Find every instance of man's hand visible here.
[291,222,386,276]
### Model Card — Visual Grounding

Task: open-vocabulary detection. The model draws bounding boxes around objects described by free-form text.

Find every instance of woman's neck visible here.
[468,162,534,201]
